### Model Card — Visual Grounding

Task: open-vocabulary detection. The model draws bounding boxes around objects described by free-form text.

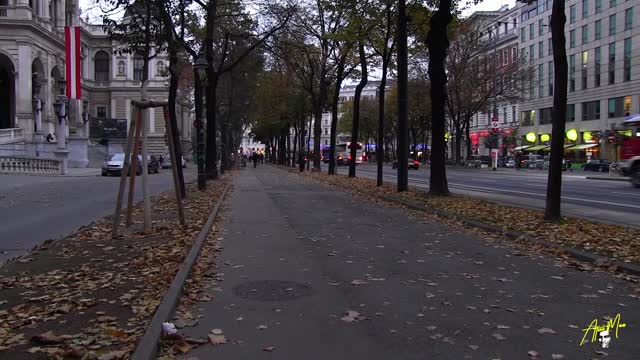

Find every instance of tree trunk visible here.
[167,47,186,197]
[396,0,409,192]
[286,129,291,166]
[377,64,385,186]
[293,124,298,168]
[299,116,305,172]
[465,120,472,159]
[426,0,453,195]
[205,2,219,180]
[329,55,347,175]
[307,116,312,170]
[454,121,462,165]
[545,0,569,221]
[349,41,368,178]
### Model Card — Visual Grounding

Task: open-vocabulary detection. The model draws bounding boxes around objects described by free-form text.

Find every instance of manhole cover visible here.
[233,280,314,301]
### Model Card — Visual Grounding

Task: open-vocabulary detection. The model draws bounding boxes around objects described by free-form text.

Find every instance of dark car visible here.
[102,153,159,176]
[392,159,420,170]
[581,160,611,172]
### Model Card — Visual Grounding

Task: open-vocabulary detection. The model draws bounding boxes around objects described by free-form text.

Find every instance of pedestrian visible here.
[252,151,258,168]
[566,159,573,172]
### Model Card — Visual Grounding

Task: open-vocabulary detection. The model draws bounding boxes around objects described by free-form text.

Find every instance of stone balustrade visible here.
[0,156,62,175]
[0,128,24,145]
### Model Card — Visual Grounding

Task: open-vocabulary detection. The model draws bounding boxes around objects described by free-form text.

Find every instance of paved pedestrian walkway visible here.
[179,166,639,359]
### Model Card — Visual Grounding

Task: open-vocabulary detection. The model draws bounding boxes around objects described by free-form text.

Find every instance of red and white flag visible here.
[65,26,82,99]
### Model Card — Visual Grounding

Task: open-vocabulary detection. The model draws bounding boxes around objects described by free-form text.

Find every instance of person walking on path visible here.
[252,151,258,168]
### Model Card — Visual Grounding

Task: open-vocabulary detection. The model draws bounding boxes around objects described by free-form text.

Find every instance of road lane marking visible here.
[355,171,640,210]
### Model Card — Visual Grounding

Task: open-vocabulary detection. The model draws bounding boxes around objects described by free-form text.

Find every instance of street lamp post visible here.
[52,79,69,174]
[53,79,68,150]
[194,52,208,190]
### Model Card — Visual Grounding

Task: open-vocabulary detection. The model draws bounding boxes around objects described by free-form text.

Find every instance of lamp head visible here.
[194,52,208,79]
[58,79,66,95]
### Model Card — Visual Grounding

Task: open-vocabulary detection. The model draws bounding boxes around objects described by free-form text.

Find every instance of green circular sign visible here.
[566,128,578,141]
[526,132,536,143]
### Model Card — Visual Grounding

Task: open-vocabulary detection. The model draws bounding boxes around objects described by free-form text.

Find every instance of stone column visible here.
[149,106,155,134]
[54,97,69,174]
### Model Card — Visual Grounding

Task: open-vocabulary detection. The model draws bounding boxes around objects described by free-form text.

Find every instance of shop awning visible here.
[542,144,575,151]
[514,145,532,151]
[566,143,600,150]
[525,145,549,151]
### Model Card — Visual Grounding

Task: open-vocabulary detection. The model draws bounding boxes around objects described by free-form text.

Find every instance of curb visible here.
[282,167,640,277]
[585,176,630,182]
[131,182,230,360]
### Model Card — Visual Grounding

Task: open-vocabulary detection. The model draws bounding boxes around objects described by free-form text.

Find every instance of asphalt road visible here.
[337,163,640,227]
[0,167,196,262]
[178,166,639,359]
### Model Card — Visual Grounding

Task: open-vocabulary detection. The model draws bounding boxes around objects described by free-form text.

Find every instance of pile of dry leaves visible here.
[296,170,640,265]
[0,178,229,359]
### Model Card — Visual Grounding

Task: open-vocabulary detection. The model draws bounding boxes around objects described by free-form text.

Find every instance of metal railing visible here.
[0,156,62,175]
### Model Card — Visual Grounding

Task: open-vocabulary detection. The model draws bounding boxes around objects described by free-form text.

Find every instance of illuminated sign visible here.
[526,132,536,143]
[583,131,593,143]
[566,128,578,141]
[540,134,550,142]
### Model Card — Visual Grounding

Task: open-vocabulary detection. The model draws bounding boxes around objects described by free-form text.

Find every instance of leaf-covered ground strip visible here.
[293,168,640,265]
[0,178,229,359]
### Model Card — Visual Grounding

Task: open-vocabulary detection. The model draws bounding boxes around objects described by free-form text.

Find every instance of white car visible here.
[160,154,187,169]
[506,159,516,168]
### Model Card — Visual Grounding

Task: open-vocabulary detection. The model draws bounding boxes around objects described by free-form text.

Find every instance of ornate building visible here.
[0,0,191,168]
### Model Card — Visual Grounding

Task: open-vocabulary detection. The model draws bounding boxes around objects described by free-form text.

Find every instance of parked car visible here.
[581,160,611,172]
[392,159,420,170]
[102,153,159,176]
[506,158,516,168]
[160,154,187,169]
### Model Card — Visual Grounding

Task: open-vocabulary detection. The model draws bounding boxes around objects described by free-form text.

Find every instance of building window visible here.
[529,23,534,40]
[624,38,631,81]
[625,7,633,30]
[595,19,602,39]
[581,25,588,44]
[117,60,126,76]
[596,0,602,12]
[97,106,107,118]
[582,51,588,89]
[521,111,535,126]
[595,47,601,87]
[548,61,554,96]
[503,49,508,66]
[512,47,517,63]
[133,53,144,81]
[324,128,328,135]
[529,44,534,60]
[610,0,616,7]
[512,106,516,123]
[539,107,552,125]
[548,38,552,55]
[538,64,544,98]
[570,4,577,23]
[608,96,631,118]
[538,41,543,58]
[94,51,110,82]
[569,54,575,92]
[609,42,616,84]
[570,30,576,48]
[583,101,601,120]
[520,27,526,42]
[538,19,544,35]
[609,14,617,35]
[568,104,576,122]
[582,0,589,18]
[503,107,507,123]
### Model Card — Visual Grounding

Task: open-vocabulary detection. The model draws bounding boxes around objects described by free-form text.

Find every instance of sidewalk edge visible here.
[280,167,640,277]
[377,193,640,277]
[131,182,231,360]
